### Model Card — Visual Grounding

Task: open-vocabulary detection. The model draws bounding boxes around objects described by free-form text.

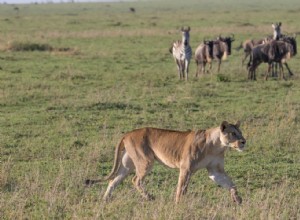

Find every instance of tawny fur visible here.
[86,121,246,204]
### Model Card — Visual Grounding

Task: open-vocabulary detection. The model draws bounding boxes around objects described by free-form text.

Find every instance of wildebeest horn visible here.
[231,33,235,40]
[187,26,190,31]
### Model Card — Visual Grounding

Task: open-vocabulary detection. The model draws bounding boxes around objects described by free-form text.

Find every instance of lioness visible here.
[86,121,246,204]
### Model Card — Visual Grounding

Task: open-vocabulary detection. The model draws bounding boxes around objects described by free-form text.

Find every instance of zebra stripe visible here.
[171,27,192,80]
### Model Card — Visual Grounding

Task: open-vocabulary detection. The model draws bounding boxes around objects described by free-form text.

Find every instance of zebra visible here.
[272,22,282,40]
[169,26,192,80]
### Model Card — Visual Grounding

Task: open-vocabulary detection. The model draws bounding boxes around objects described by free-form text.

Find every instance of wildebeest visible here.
[241,39,266,65]
[247,39,296,80]
[213,35,235,72]
[194,39,214,76]
[195,34,234,75]
[240,22,282,65]
[169,26,192,80]
[274,34,297,76]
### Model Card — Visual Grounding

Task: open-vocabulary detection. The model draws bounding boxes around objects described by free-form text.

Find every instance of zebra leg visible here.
[185,60,189,81]
[176,60,182,79]
[180,64,184,80]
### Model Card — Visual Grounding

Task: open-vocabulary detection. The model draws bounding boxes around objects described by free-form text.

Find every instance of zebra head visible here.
[272,22,282,40]
[181,26,191,46]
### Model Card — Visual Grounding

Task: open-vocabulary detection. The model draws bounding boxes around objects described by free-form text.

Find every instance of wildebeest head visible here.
[217,34,235,55]
[280,35,297,56]
[204,39,214,58]
[181,26,191,46]
[272,22,282,40]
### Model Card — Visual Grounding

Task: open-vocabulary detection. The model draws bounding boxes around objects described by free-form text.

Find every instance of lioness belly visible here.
[153,151,179,168]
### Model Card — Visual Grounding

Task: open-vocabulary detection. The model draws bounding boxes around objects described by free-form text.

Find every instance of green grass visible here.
[1,0,300,219]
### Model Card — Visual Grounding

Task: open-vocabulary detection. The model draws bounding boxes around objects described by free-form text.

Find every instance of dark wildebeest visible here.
[213,35,235,72]
[195,34,234,75]
[273,35,297,77]
[241,39,267,65]
[194,39,214,76]
[247,39,295,80]
[240,22,282,65]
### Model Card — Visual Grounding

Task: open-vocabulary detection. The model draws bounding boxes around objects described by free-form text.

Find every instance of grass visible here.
[0,0,300,219]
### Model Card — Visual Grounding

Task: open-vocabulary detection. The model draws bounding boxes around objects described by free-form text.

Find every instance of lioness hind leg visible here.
[131,163,154,200]
[103,152,134,201]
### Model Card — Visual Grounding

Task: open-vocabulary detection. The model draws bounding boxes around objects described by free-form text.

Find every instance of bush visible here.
[7,42,53,51]
[216,74,230,82]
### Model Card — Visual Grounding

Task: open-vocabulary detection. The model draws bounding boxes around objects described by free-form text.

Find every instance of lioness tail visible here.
[85,137,125,186]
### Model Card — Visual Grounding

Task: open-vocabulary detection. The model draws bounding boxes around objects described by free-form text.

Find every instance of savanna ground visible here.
[0,0,300,219]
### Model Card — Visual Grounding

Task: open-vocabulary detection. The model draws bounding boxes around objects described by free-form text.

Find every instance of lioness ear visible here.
[220,121,229,132]
[235,120,241,128]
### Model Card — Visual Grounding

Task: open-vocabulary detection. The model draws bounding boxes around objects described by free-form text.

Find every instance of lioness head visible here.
[220,121,246,152]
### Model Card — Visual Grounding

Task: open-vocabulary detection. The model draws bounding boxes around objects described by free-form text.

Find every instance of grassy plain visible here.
[0,0,300,219]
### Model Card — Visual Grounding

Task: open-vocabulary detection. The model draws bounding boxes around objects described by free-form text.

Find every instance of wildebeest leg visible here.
[265,64,272,80]
[279,63,286,80]
[103,152,134,201]
[284,63,294,76]
[217,60,221,72]
[195,61,199,77]
[271,63,277,77]
[247,67,252,80]
[253,69,256,81]
[242,52,249,66]
[175,168,191,203]
[203,62,208,74]
[248,65,256,81]
[207,167,242,204]
[208,61,212,73]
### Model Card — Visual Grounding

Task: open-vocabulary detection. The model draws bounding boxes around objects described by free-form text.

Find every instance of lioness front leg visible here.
[207,167,242,204]
[175,169,191,203]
